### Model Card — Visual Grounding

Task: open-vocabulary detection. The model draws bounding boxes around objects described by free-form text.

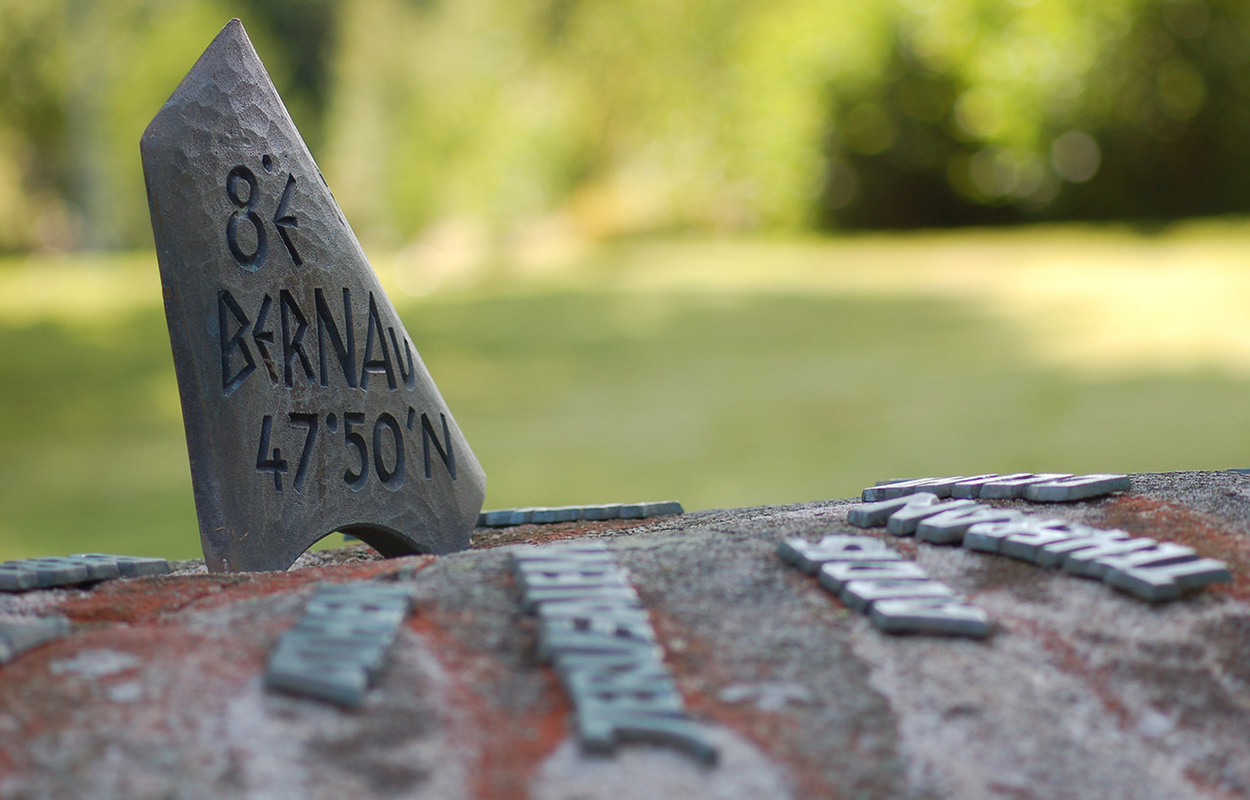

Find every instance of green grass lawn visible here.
[4,223,1250,560]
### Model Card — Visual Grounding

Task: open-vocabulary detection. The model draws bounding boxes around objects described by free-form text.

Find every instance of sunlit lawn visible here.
[4,221,1250,561]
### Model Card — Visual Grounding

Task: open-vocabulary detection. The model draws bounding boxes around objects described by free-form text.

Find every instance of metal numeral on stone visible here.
[511,542,718,764]
[142,20,485,571]
[265,582,413,707]
[776,535,991,638]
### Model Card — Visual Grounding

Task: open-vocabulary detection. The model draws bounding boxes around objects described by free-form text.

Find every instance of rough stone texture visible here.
[0,471,1248,799]
[141,19,484,572]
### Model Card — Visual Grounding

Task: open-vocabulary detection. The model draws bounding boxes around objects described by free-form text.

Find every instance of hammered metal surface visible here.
[141,20,485,571]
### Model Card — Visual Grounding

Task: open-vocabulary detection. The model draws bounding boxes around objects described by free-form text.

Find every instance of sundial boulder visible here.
[141,19,485,572]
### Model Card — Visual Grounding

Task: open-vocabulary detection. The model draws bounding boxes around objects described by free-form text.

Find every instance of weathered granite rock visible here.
[1,472,1249,799]
[141,19,485,572]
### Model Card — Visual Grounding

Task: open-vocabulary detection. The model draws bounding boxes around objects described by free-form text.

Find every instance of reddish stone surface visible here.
[1,472,1249,799]
[1097,493,1250,601]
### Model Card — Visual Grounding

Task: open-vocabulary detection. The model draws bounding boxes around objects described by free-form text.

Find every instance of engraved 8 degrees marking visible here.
[225,158,302,271]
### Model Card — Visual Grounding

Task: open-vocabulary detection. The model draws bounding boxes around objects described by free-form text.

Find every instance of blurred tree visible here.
[2,0,1250,252]
[0,0,307,253]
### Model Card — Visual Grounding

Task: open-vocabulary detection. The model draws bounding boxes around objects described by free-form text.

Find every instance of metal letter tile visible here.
[519,570,632,593]
[639,501,684,517]
[103,555,172,578]
[1061,538,1159,579]
[575,688,686,719]
[1103,557,1232,601]
[565,664,677,695]
[915,508,1025,545]
[566,667,682,712]
[273,636,390,676]
[508,508,537,525]
[512,542,610,565]
[1033,529,1131,568]
[266,656,370,707]
[777,536,900,574]
[0,617,71,665]
[1162,557,1235,590]
[27,559,90,588]
[865,476,977,501]
[294,617,401,642]
[142,20,485,571]
[523,586,641,613]
[0,565,39,592]
[57,557,122,582]
[886,498,979,536]
[0,554,171,591]
[265,581,412,707]
[514,557,618,579]
[847,493,939,528]
[576,710,719,765]
[963,519,1035,554]
[581,504,624,521]
[868,597,991,638]
[531,507,583,524]
[1094,542,1198,574]
[950,474,1032,499]
[839,579,957,613]
[539,629,662,660]
[482,509,517,527]
[516,545,717,765]
[554,651,668,683]
[998,521,1089,563]
[1023,474,1131,503]
[537,601,652,625]
[303,597,411,624]
[539,617,657,660]
[818,561,930,593]
[619,504,647,519]
[977,473,1073,499]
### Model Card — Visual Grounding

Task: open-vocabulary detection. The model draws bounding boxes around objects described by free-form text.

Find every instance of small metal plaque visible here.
[141,20,485,572]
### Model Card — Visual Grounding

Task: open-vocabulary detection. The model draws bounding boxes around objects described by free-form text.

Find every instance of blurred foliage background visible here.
[4,0,1250,251]
[4,0,1250,560]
